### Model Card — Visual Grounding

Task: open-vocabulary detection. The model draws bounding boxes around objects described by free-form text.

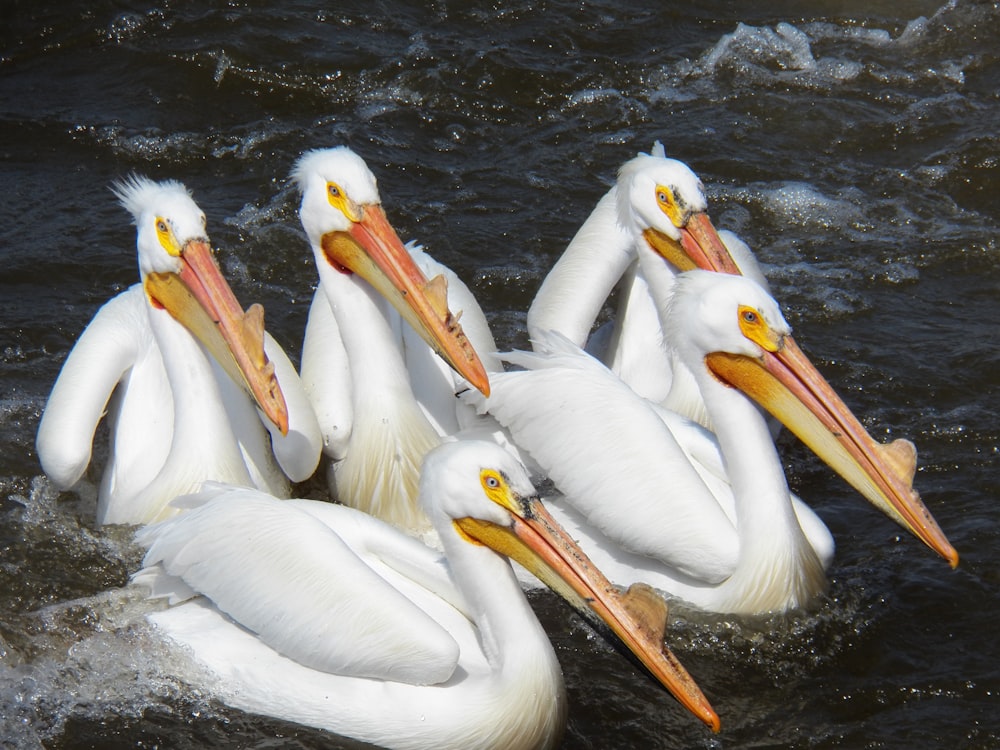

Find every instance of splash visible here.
[0,479,225,747]
[0,589,223,747]
[647,8,980,103]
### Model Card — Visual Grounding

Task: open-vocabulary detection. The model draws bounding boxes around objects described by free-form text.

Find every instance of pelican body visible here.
[134,441,718,748]
[36,177,321,525]
[294,147,500,534]
[467,272,956,614]
[528,142,767,425]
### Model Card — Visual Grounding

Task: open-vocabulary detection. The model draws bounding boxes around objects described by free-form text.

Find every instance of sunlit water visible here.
[1,2,998,748]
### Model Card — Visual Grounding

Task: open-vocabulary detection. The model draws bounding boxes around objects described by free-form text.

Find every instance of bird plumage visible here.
[134,440,718,749]
[294,147,500,534]
[36,177,321,525]
[466,271,954,614]
[528,142,767,424]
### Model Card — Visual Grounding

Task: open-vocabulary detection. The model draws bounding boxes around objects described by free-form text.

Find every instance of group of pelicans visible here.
[35,143,957,749]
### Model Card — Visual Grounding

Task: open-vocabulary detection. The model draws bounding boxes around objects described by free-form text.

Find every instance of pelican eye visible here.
[481,468,521,513]
[655,183,686,228]
[154,216,181,256]
[738,304,781,352]
[481,469,504,492]
[326,181,363,222]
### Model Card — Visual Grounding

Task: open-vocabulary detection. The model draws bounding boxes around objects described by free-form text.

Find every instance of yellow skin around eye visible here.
[156,217,183,257]
[451,469,516,547]
[737,305,783,353]
[480,468,517,512]
[655,184,687,228]
[326,182,363,222]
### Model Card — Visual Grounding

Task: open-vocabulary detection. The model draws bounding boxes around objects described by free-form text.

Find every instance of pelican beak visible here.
[143,239,289,435]
[319,203,491,396]
[706,337,958,567]
[643,212,742,275]
[455,498,720,732]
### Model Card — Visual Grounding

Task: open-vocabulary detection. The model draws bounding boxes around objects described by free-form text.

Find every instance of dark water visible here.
[1,1,998,748]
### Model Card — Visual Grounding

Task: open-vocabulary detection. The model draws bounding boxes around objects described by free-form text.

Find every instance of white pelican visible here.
[527,142,763,424]
[36,177,322,525]
[132,440,719,748]
[294,147,502,534]
[465,272,957,614]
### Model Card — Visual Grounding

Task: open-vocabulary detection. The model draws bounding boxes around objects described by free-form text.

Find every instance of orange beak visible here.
[320,203,491,396]
[707,337,957,567]
[144,239,289,434]
[456,495,720,731]
[643,212,743,275]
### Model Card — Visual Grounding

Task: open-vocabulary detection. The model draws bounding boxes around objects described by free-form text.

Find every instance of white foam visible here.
[649,10,976,99]
[0,478,225,745]
[762,182,868,232]
[567,88,623,108]
[0,584,164,738]
[717,181,870,236]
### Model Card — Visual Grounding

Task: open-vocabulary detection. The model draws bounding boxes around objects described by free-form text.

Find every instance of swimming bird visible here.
[527,142,762,423]
[294,147,500,535]
[133,440,719,749]
[465,272,957,615]
[36,177,322,525]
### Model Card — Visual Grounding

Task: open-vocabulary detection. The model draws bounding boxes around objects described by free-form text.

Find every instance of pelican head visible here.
[292,147,490,396]
[667,268,790,361]
[617,145,741,275]
[422,440,720,731]
[669,270,958,567]
[112,176,288,434]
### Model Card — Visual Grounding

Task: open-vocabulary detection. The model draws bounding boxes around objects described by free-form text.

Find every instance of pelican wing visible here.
[408,244,501,373]
[37,288,153,489]
[261,332,322,482]
[134,485,461,685]
[399,244,502,437]
[300,290,354,460]
[463,331,740,583]
[287,498,470,616]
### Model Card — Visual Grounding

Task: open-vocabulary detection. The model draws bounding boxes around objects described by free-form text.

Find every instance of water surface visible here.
[1,2,998,748]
